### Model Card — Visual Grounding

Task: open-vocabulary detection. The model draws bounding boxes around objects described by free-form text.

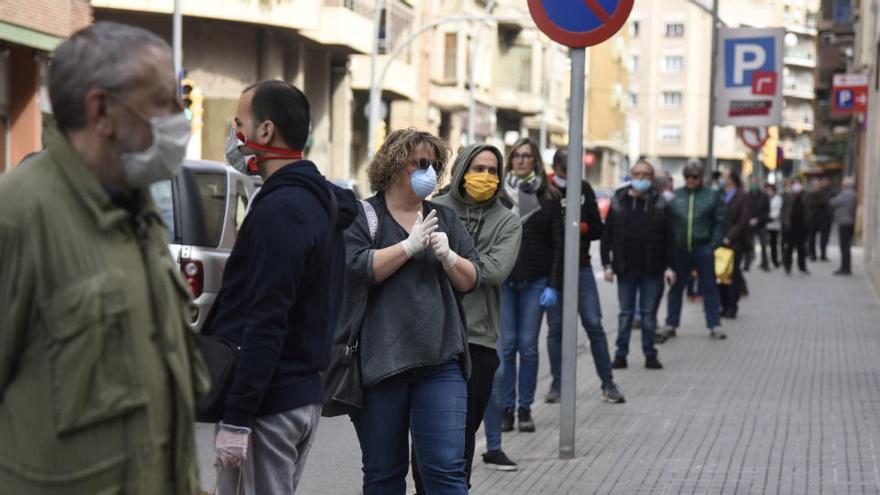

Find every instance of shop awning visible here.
[0,21,63,52]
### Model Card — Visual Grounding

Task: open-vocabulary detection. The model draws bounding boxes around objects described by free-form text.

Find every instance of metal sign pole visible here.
[706,0,720,173]
[173,0,182,79]
[560,46,586,460]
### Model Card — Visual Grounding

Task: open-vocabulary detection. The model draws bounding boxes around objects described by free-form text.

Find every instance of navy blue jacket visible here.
[206,162,358,428]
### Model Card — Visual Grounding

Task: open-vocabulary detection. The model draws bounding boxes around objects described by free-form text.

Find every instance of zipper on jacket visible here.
[687,191,695,251]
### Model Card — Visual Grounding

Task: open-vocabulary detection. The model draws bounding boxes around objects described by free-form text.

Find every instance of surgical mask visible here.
[224,125,303,175]
[119,112,191,188]
[632,179,652,193]
[463,172,499,203]
[411,165,437,199]
[552,174,567,189]
[792,183,804,194]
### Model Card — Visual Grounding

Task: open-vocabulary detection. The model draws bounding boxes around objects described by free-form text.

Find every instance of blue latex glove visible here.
[539,287,558,307]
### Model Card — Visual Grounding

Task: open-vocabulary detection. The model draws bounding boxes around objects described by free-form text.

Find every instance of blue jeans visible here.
[546,266,614,391]
[352,362,468,495]
[665,245,721,329]
[615,272,663,359]
[483,349,505,451]
[499,278,547,413]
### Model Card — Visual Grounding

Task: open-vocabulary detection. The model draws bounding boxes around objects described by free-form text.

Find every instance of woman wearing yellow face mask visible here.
[429,143,524,481]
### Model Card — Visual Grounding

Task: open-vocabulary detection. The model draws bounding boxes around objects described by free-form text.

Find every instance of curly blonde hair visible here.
[368,128,450,192]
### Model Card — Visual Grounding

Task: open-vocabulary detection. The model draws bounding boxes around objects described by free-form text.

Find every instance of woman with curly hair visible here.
[341,128,482,494]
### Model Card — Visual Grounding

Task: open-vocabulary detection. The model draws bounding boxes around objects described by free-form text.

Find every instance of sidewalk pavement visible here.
[468,248,880,494]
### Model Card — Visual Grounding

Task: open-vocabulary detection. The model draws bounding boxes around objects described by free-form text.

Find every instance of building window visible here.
[630,20,640,38]
[629,91,638,108]
[444,33,457,81]
[663,55,684,73]
[500,45,532,92]
[629,54,640,73]
[662,91,682,107]
[659,125,682,144]
[665,23,685,37]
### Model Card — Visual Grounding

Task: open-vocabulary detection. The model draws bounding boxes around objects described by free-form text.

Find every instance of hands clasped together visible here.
[401,209,458,269]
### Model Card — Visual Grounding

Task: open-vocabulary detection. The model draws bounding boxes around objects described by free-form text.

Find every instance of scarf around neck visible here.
[505,172,543,222]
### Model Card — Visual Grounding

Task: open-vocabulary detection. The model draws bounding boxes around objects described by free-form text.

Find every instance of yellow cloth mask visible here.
[463,172,499,203]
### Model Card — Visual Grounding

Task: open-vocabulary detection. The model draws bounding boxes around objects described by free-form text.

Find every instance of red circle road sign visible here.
[738,127,769,150]
[528,0,634,48]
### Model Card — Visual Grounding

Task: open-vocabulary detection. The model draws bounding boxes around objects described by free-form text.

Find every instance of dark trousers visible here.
[809,222,832,260]
[768,229,780,266]
[412,344,498,493]
[719,248,745,316]
[783,231,808,272]
[757,228,770,269]
[839,225,855,272]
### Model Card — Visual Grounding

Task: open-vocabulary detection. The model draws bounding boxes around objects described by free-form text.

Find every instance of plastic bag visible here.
[714,246,734,285]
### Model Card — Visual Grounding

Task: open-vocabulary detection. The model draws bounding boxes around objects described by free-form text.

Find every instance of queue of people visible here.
[1,20,865,495]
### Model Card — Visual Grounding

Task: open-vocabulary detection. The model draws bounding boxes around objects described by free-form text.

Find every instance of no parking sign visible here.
[527,0,633,48]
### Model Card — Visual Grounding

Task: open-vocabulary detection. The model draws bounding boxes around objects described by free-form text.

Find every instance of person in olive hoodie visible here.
[544,148,626,404]
[718,170,752,319]
[419,143,523,480]
[495,137,564,433]
[661,160,728,340]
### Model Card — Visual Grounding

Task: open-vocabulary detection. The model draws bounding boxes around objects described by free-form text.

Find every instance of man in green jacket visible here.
[0,22,209,494]
[660,160,728,340]
[423,143,522,480]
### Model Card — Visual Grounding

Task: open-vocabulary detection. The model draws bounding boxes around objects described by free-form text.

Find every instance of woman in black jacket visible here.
[490,137,563,433]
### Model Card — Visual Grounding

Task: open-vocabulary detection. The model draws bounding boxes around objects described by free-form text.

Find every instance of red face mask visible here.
[233,130,304,175]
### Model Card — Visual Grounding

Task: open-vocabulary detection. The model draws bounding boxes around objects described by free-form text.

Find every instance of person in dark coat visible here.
[719,170,751,319]
[781,177,811,274]
[745,177,771,271]
[806,177,833,262]
[601,160,676,370]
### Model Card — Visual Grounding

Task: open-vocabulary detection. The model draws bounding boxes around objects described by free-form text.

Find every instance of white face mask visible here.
[119,112,190,188]
[552,174,567,189]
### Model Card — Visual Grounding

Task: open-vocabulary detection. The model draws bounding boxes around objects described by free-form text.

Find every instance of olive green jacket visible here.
[0,128,210,494]
[668,186,727,251]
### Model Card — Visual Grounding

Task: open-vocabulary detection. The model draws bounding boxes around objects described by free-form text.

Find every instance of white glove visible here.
[430,232,459,269]
[401,209,439,258]
[664,269,677,286]
[214,423,251,468]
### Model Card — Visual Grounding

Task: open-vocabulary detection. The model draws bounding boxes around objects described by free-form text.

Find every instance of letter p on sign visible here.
[724,37,776,88]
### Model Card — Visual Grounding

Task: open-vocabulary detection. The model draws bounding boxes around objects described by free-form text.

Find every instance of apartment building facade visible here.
[0,0,91,172]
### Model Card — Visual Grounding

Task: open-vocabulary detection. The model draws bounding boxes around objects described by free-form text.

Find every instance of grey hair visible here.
[631,159,655,175]
[49,21,169,132]
[682,159,703,178]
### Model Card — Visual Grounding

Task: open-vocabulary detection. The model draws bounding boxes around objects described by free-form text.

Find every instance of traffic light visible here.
[180,78,204,132]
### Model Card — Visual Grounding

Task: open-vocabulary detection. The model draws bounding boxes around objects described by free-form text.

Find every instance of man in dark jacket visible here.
[206,80,358,494]
[806,177,833,262]
[662,160,728,340]
[601,160,676,369]
[781,177,810,275]
[544,148,625,404]
[746,178,771,271]
[719,170,752,319]
[830,176,858,275]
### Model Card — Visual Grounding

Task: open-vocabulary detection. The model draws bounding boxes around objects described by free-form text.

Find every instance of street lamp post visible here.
[706,0,720,173]
[367,0,385,159]
[173,0,182,80]
[466,0,497,144]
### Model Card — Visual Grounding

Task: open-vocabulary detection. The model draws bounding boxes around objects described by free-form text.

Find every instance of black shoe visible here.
[645,356,663,369]
[544,388,560,404]
[721,309,737,319]
[501,408,514,432]
[482,450,518,471]
[660,326,677,339]
[800,269,811,275]
[654,332,668,344]
[517,408,535,432]
[760,265,771,272]
[612,356,628,369]
[834,269,852,276]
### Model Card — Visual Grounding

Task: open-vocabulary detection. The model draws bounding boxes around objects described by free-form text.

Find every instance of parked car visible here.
[150,159,261,331]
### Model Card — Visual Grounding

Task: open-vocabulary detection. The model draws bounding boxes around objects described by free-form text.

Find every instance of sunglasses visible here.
[684,174,700,180]
[416,158,443,171]
[511,152,534,160]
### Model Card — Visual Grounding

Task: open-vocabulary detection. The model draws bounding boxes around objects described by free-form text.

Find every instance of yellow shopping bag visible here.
[714,247,734,285]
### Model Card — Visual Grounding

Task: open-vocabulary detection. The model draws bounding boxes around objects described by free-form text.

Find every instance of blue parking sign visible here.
[724,37,776,88]
[835,89,855,109]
